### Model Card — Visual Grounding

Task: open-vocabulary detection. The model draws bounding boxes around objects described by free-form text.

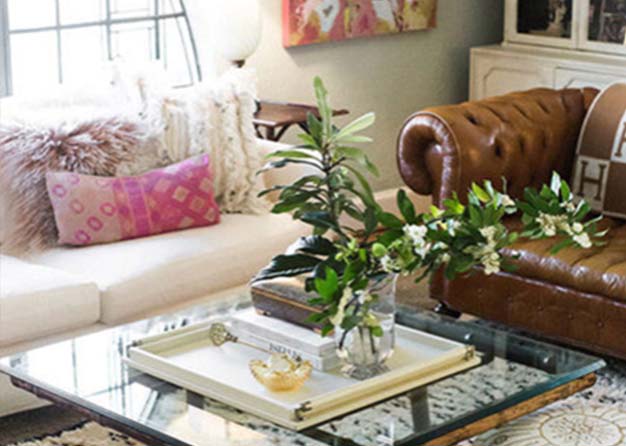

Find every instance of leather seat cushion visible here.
[503,217,626,302]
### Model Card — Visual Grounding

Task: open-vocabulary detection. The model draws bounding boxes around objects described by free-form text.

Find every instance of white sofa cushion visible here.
[0,256,100,346]
[31,213,308,324]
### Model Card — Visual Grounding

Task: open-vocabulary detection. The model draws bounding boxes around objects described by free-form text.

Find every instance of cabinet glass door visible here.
[506,0,578,48]
[580,0,626,54]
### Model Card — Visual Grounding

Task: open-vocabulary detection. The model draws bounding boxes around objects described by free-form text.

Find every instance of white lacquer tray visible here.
[125,320,480,430]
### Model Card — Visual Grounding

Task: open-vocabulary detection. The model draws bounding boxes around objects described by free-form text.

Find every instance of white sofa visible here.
[0,139,310,344]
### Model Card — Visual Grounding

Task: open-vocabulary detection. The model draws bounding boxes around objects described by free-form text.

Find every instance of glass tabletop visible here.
[0,289,605,446]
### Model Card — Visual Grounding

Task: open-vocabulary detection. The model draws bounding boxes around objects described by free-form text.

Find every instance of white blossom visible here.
[330,287,352,327]
[572,222,584,234]
[480,226,498,245]
[573,232,592,249]
[358,290,373,305]
[536,213,568,237]
[404,224,431,257]
[447,220,460,235]
[380,255,396,273]
[500,194,516,208]
[404,224,427,245]
[440,253,451,263]
[467,227,502,275]
[483,252,501,275]
[415,242,431,258]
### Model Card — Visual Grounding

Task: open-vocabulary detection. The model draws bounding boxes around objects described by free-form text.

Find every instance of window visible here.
[0,0,202,97]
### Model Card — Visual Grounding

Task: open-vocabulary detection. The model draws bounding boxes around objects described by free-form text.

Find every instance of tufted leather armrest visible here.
[397,88,598,206]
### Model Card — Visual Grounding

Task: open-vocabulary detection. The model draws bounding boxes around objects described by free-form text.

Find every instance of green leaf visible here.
[549,238,574,255]
[574,201,591,221]
[370,326,384,337]
[336,135,373,144]
[344,164,376,208]
[334,112,375,141]
[376,229,403,246]
[306,312,326,323]
[321,323,334,337]
[300,211,339,231]
[313,76,332,141]
[468,205,482,227]
[397,189,416,223]
[271,191,318,213]
[471,183,490,203]
[341,314,361,332]
[254,254,321,282]
[258,158,322,174]
[307,112,323,146]
[560,179,571,201]
[442,198,465,215]
[288,235,336,255]
[298,133,319,148]
[336,146,366,161]
[265,149,316,160]
[314,267,339,301]
[364,206,378,235]
[517,201,538,217]
[377,211,404,229]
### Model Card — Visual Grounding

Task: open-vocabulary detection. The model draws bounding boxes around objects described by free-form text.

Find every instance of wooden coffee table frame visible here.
[7,371,596,446]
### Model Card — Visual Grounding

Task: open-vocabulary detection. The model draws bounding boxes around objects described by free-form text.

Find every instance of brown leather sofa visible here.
[397,87,626,359]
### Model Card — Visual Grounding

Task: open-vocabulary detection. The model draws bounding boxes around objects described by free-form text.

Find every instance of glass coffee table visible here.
[0,288,604,446]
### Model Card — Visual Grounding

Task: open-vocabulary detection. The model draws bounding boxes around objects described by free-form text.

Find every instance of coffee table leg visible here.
[423,373,597,446]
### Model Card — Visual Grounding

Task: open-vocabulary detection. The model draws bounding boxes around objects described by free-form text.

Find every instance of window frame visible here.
[0,0,11,96]
[0,0,202,97]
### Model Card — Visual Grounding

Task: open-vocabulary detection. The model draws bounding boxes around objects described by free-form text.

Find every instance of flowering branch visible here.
[255,77,607,343]
[373,175,606,280]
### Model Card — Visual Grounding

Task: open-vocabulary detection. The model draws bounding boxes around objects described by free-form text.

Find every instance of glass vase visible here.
[334,274,397,380]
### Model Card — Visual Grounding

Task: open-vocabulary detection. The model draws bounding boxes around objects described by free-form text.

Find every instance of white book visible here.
[231,307,336,357]
[235,331,341,372]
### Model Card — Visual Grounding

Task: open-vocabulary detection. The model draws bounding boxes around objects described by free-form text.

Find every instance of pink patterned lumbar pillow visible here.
[46,155,220,246]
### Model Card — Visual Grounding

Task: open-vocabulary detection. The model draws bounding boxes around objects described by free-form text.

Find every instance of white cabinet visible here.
[470,44,626,100]
[554,68,623,90]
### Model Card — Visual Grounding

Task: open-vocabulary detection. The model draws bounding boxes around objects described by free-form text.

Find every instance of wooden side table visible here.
[253,100,349,142]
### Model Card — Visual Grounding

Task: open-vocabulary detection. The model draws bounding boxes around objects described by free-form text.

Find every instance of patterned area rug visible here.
[7,422,144,446]
[8,360,626,446]
[465,358,626,446]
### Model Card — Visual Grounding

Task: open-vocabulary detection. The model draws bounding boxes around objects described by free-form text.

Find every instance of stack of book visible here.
[231,307,340,372]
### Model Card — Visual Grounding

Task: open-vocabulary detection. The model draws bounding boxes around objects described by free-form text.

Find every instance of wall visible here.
[244,0,503,191]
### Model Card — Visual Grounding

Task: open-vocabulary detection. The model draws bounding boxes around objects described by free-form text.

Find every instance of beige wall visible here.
[245,0,503,191]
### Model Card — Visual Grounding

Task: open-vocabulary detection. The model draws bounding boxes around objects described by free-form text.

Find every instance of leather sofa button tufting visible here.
[568,313,574,320]
[597,321,605,328]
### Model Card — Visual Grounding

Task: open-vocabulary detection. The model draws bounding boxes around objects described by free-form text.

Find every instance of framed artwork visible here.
[505,0,578,48]
[282,0,437,48]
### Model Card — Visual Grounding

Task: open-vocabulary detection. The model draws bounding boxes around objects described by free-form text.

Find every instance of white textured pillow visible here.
[119,68,269,214]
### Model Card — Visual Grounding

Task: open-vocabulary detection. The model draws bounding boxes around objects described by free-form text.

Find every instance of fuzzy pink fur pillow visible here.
[0,118,147,254]
[46,155,220,246]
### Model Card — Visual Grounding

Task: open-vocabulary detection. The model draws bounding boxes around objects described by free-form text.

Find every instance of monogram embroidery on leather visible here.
[577,159,608,201]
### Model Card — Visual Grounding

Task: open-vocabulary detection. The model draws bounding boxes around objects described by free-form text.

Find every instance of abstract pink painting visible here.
[283,0,437,47]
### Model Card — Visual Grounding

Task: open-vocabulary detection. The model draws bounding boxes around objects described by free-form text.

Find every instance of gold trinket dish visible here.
[250,353,313,392]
